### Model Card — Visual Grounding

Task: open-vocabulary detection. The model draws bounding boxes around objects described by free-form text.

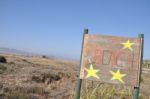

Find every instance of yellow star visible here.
[85,64,99,79]
[110,69,126,83]
[121,40,134,51]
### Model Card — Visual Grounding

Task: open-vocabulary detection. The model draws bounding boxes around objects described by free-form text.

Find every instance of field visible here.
[0,54,150,99]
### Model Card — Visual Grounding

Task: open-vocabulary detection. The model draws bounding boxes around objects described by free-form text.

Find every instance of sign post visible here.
[75,30,143,99]
[133,34,144,99]
[74,29,88,99]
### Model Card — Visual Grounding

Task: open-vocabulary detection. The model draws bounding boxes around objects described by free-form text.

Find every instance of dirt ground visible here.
[0,54,150,99]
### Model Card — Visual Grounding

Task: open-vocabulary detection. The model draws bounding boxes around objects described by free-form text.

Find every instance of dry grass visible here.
[0,54,77,99]
[70,81,148,99]
[0,63,7,74]
[0,54,150,99]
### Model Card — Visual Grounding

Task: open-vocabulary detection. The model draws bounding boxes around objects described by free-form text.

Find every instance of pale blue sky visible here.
[0,0,150,59]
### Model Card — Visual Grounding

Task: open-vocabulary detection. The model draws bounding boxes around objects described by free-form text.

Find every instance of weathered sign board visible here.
[79,34,142,87]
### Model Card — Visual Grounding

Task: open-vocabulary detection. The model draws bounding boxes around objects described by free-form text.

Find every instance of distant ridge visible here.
[0,47,69,60]
[0,47,78,61]
[0,47,37,56]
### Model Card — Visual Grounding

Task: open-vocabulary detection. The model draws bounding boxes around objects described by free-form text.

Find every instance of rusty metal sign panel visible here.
[79,34,142,87]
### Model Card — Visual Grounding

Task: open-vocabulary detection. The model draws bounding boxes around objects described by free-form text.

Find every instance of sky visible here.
[0,0,150,60]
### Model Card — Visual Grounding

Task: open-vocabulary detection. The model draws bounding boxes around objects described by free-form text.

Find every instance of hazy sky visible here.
[0,0,150,59]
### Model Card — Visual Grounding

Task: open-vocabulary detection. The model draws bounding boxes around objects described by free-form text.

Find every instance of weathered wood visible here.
[80,34,142,87]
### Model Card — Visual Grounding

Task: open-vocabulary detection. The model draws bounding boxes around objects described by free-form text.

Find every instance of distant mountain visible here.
[0,47,78,61]
[0,47,61,59]
[0,47,36,56]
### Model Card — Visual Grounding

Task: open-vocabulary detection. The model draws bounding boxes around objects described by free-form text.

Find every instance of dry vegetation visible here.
[0,54,78,99]
[0,54,150,99]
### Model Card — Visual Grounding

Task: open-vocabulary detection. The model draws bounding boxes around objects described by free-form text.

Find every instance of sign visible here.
[79,34,142,87]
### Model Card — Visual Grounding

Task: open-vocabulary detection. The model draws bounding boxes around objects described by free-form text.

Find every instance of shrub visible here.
[42,55,48,58]
[32,73,61,84]
[0,56,7,63]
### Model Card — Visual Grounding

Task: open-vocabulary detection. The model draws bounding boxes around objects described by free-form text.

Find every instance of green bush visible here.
[42,55,48,58]
[0,56,7,63]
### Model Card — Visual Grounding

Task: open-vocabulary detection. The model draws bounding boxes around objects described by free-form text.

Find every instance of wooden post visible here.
[133,34,144,99]
[74,29,88,99]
